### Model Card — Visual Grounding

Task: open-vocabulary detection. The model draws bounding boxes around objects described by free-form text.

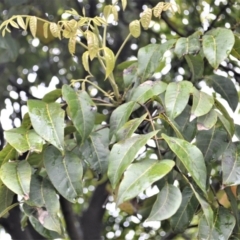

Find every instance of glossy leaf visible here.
[115,113,147,142]
[129,80,167,110]
[117,159,175,205]
[62,85,96,142]
[203,28,235,69]
[222,143,240,186]
[174,31,201,58]
[109,101,135,139]
[197,109,217,130]
[170,186,198,232]
[162,134,207,193]
[44,146,83,202]
[137,40,176,82]
[198,207,235,240]
[206,75,238,111]
[0,182,14,217]
[165,81,193,119]
[28,100,64,153]
[0,160,31,197]
[196,126,229,162]
[191,88,214,118]
[147,183,182,221]
[80,133,109,176]
[108,131,158,189]
[5,128,43,154]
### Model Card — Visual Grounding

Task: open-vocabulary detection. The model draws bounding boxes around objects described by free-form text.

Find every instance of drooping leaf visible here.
[191,88,214,118]
[115,113,147,142]
[197,109,218,130]
[137,40,176,82]
[79,133,109,176]
[5,128,44,154]
[62,85,96,143]
[82,51,90,73]
[170,186,198,233]
[28,100,64,153]
[117,159,175,205]
[140,8,152,30]
[44,146,83,202]
[108,131,158,189]
[109,101,135,139]
[147,183,182,221]
[86,31,99,60]
[162,134,207,193]
[0,160,31,197]
[222,143,240,186]
[202,28,235,69]
[129,20,141,38]
[103,47,115,79]
[198,207,235,240]
[0,182,14,217]
[174,31,201,58]
[129,80,167,110]
[165,81,193,119]
[16,16,26,30]
[185,54,204,82]
[29,16,37,38]
[206,75,238,111]
[196,126,229,162]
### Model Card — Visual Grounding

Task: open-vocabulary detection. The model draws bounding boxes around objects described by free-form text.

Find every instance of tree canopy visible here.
[0,0,240,239]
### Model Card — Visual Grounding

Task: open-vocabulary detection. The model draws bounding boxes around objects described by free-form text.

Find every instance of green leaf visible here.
[117,159,175,205]
[28,100,64,153]
[29,216,61,239]
[129,80,167,110]
[0,182,14,217]
[222,143,240,186]
[0,160,31,197]
[197,109,218,130]
[137,40,176,82]
[0,144,17,166]
[196,126,229,162]
[170,186,198,233]
[174,31,201,58]
[115,113,147,142]
[165,81,193,119]
[5,128,44,154]
[202,28,235,69]
[122,62,138,88]
[80,133,109,176]
[185,54,204,82]
[109,101,135,139]
[42,89,62,103]
[235,124,240,141]
[206,75,238,111]
[191,88,214,118]
[44,146,83,202]
[198,207,235,240]
[147,183,182,221]
[62,85,96,142]
[231,35,240,60]
[162,134,207,193]
[108,131,158,189]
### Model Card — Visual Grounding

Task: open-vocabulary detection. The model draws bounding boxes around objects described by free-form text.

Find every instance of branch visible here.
[60,196,83,240]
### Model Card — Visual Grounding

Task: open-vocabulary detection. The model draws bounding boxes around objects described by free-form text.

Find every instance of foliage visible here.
[0,0,240,239]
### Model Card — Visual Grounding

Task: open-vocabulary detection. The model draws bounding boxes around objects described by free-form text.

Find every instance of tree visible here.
[0,0,240,239]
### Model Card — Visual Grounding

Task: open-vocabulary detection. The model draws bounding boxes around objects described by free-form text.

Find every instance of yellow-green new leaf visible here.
[0,160,31,198]
[68,36,76,55]
[9,20,19,29]
[103,47,115,79]
[140,8,152,30]
[86,31,99,60]
[129,20,141,38]
[29,16,37,38]
[112,6,118,21]
[162,134,207,193]
[43,22,49,38]
[153,2,164,17]
[117,159,175,205]
[103,5,112,20]
[17,16,26,30]
[82,51,90,73]
[50,22,59,38]
[121,0,127,10]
